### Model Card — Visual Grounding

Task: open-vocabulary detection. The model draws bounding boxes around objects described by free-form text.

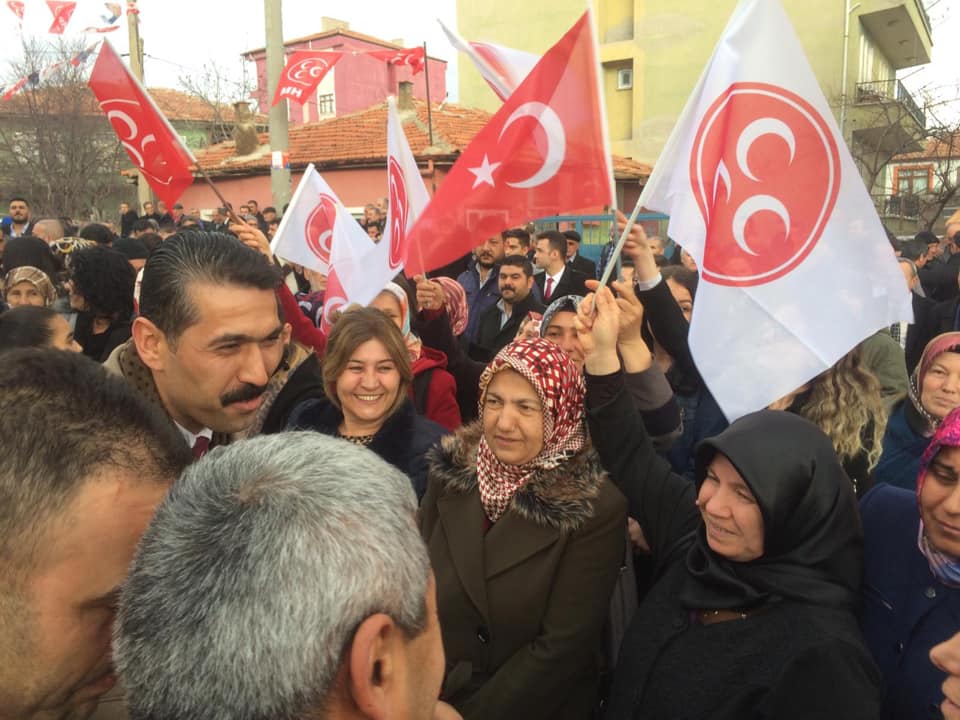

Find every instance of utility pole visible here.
[264,0,291,210]
[127,0,152,213]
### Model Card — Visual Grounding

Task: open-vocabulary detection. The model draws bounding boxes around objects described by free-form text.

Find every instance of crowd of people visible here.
[2,190,960,720]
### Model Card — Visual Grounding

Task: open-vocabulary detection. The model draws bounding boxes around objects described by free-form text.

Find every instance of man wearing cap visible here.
[563,230,597,278]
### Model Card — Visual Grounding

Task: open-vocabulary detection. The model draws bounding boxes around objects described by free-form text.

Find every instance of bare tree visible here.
[918,126,960,231]
[0,38,131,220]
[177,59,255,146]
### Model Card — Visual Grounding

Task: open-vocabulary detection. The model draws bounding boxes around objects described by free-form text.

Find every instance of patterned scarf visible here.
[434,276,469,336]
[381,282,423,362]
[908,332,960,437]
[476,338,586,521]
[917,405,960,587]
[3,265,57,306]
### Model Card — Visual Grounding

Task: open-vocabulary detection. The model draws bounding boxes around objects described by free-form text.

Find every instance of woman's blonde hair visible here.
[797,348,887,472]
[321,307,413,418]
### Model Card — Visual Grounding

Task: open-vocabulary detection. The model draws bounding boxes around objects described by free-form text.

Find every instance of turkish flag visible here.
[634,0,911,420]
[88,41,195,209]
[46,0,76,33]
[382,95,431,274]
[367,47,425,75]
[271,51,342,107]
[403,12,613,277]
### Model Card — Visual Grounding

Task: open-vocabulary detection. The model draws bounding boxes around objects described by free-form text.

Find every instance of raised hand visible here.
[576,286,621,375]
[414,274,445,313]
[230,223,274,263]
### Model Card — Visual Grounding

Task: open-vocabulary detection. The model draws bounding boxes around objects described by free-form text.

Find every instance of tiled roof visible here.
[0,86,266,125]
[192,99,651,180]
[893,132,960,162]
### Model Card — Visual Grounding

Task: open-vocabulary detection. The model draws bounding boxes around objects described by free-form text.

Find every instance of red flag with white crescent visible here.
[87,40,196,209]
[366,47,426,75]
[6,1,24,23]
[272,51,342,106]
[46,0,76,33]
[438,20,539,103]
[403,11,613,276]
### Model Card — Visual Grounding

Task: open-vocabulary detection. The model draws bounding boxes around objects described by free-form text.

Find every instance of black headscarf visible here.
[679,410,863,612]
[1,235,62,279]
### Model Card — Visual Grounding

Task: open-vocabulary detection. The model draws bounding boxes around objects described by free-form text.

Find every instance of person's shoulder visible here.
[860,483,915,523]
[414,344,450,371]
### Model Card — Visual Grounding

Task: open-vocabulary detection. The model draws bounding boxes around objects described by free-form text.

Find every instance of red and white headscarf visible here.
[476,338,586,521]
[433,276,469,337]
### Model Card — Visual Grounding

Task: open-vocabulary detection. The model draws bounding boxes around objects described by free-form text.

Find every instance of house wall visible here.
[247,36,446,124]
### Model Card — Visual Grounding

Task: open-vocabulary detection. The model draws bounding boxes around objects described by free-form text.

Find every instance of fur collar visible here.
[428,422,608,533]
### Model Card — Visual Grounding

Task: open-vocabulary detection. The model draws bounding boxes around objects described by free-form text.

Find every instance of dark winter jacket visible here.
[419,422,626,720]
[287,395,448,499]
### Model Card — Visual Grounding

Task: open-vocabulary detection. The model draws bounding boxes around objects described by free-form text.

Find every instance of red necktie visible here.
[192,436,210,460]
[545,276,554,301]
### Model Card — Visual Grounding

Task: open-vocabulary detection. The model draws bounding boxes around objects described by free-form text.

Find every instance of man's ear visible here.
[347,613,403,720]
[132,316,168,371]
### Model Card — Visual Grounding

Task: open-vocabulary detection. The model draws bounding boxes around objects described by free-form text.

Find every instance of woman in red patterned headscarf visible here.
[419,337,627,720]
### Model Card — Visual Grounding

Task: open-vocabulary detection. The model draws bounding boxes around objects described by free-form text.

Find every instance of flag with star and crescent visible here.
[403,11,613,277]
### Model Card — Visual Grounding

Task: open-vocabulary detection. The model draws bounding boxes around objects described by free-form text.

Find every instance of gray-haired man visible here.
[114,433,456,720]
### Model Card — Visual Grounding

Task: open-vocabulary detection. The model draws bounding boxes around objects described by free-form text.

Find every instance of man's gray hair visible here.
[114,431,431,720]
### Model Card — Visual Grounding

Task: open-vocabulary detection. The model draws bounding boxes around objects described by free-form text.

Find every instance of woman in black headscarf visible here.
[578,287,881,720]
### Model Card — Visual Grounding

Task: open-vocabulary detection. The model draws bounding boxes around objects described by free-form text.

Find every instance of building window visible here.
[617,68,633,90]
[894,166,931,195]
[317,93,335,116]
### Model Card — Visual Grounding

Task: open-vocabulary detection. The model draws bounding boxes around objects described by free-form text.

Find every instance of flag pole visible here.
[585,0,620,283]
[596,184,651,289]
[423,41,434,146]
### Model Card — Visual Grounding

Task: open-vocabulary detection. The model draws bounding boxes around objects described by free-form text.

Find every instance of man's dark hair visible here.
[536,230,566,257]
[0,349,190,582]
[501,253,534,278]
[263,206,276,215]
[900,237,929,263]
[139,230,282,346]
[0,306,59,351]
[562,230,581,244]
[915,230,939,246]
[78,222,116,245]
[502,227,530,248]
[138,232,163,254]
[131,218,154,235]
[68,246,135,321]
[158,223,177,235]
[8,197,28,206]
[661,265,699,300]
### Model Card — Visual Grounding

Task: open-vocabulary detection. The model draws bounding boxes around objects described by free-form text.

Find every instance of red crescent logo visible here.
[387,156,407,271]
[100,98,176,186]
[304,193,338,266]
[285,57,331,87]
[690,82,840,287]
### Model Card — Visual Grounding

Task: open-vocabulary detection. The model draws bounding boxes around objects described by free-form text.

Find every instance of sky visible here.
[0,0,957,123]
[1,0,460,100]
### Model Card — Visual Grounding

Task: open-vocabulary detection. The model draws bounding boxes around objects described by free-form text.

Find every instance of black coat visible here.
[905,291,959,373]
[568,254,596,279]
[534,266,588,302]
[470,293,545,363]
[918,251,960,302]
[260,353,326,434]
[586,375,882,720]
[286,395,448,499]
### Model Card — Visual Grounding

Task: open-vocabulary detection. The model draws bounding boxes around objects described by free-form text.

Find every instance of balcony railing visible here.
[856,79,926,129]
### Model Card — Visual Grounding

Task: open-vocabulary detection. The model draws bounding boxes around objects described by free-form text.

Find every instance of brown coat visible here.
[419,423,627,720]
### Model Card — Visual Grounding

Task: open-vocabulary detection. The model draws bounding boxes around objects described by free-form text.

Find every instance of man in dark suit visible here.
[563,230,596,279]
[534,230,588,303]
[471,254,545,362]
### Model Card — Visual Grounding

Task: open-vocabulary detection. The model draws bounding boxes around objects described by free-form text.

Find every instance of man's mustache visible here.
[220,383,267,407]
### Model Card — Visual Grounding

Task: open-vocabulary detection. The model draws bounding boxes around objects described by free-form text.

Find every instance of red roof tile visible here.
[192,99,650,180]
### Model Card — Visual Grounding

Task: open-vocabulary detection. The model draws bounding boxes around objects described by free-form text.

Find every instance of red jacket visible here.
[412,345,461,432]
[280,284,461,432]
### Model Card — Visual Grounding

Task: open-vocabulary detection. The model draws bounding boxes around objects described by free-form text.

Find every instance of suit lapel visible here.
[438,490,490,619]
[484,510,560,579]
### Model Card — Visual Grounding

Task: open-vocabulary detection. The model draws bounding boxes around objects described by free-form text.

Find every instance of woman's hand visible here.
[932,632,960,720]
[628,517,651,554]
[304,268,328,294]
[615,209,658,283]
[230,223,274,263]
[576,286,621,375]
[414,274,445,312]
